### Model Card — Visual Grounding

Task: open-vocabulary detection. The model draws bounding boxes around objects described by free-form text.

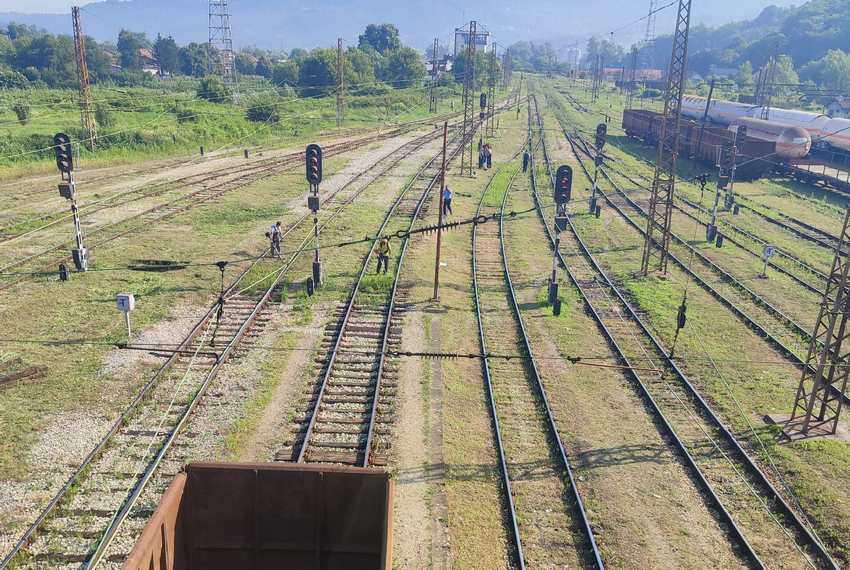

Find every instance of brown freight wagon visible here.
[123,462,393,570]
[622,109,773,180]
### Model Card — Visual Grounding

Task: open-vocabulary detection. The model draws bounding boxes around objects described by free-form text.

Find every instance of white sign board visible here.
[116,293,136,313]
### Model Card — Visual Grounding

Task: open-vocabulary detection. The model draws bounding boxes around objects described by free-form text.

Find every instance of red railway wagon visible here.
[623,109,774,180]
[123,462,393,570]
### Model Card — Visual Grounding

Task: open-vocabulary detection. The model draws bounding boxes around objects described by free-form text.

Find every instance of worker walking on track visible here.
[442,186,453,216]
[376,237,391,275]
[269,221,282,257]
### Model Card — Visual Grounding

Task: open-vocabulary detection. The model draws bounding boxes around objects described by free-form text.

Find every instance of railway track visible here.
[530,95,839,569]
[554,87,843,255]
[280,116,473,467]
[471,158,603,568]
[562,129,850,411]
[0,121,448,292]
[0,124,450,569]
[598,157,828,294]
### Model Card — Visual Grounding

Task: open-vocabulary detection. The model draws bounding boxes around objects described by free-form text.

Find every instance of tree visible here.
[179,42,215,77]
[235,52,257,75]
[246,93,280,123]
[12,102,29,125]
[153,34,179,74]
[764,54,799,97]
[298,49,337,96]
[358,24,400,55]
[346,47,376,89]
[384,47,425,88]
[582,37,624,69]
[255,56,273,78]
[801,49,850,91]
[736,61,755,92]
[117,29,149,70]
[197,76,230,103]
[289,47,308,61]
[272,60,299,87]
[452,51,490,89]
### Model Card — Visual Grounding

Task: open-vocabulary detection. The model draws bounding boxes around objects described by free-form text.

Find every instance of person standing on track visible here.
[270,221,282,257]
[442,186,453,216]
[376,237,391,275]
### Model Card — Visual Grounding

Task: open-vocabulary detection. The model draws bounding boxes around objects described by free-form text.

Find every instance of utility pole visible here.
[208,0,237,96]
[429,37,439,113]
[459,20,477,177]
[785,208,850,439]
[54,133,87,272]
[486,43,497,138]
[760,48,778,120]
[336,38,345,128]
[695,78,715,156]
[640,0,693,276]
[71,7,97,150]
[626,46,638,110]
[433,122,449,300]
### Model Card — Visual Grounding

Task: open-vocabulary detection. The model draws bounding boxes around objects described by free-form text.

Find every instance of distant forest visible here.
[581,0,850,95]
[0,19,564,94]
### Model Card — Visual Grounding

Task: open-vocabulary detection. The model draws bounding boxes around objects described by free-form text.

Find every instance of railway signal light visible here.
[53,133,73,174]
[480,92,487,110]
[555,165,573,204]
[595,123,607,150]
[306,144,322,185]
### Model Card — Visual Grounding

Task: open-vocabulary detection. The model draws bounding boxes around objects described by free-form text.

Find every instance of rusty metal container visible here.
[622,109,774,180]
[123,462,393,570]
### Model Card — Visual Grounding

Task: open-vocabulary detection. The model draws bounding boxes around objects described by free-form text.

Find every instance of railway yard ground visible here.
[2,75,850,569]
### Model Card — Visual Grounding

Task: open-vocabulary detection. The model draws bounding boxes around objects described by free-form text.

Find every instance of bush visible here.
[95,105,113,128]
[246,94,280,123]
[171,103,199,123]
[642,88,662,99]
[0,68,27,89]
[197,76,231,103]
[12,102,30,125]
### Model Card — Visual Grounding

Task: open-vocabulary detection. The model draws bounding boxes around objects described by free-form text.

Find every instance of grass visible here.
[0,81,465,177]
[537,78,850,565]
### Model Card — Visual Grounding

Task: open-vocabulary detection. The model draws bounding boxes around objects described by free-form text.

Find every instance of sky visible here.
[0,0,91,11]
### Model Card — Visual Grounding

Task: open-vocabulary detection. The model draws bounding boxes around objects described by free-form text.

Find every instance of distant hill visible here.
[638,0,850,74]
[0,0,800,52]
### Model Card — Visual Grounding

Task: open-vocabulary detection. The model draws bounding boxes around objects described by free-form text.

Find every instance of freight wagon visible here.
[623,109,775,180]
[123,462,393,570]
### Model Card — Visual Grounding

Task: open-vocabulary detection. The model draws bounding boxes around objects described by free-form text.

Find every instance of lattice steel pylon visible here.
[759,52,778,121]
[459,20,477,177]
[640,0,692,276]
[72,6,97,149]
[486,43,497,137]
[429,38,439,113]
[208,0,237,93]
[786,209,850,439]
[626,46,638,109]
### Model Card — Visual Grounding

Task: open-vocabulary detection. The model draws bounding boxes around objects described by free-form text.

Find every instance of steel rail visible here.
[565,130,850,411]
[82,122,453,568]
[602,162,827,294]
[532,95,839,569]
[296,120,469,465]
[527,93,765,570]
[0,123,448,569]
[471,167,527,569]
[480,147,604,567]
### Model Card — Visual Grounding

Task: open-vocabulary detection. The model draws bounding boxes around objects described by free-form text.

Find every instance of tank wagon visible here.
[682,95,850,153]
[623,109,775,180]
[123,462,393,570]
[729,117,811,160]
